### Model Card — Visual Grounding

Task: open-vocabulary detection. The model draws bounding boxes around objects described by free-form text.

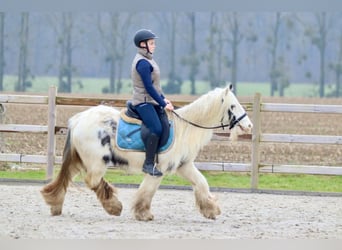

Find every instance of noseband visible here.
[228,111,247,130]
[172,110,247,130]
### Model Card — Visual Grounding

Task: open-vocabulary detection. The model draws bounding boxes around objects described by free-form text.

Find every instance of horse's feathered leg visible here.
[132,175,163,221]
[81,149,123,216]
[85,175,122,216]
[176,162,221,220]
[71,123,125,216]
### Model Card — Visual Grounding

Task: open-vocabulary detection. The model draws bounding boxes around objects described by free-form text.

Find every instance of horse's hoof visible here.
[103,200,123,216]
[50,205,62,216]
[205,213,217,220]
[106,207,122,216]
[201,205,221,220]
[135,212,154,221]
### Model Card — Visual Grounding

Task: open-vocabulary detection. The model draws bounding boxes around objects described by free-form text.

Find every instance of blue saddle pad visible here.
[116,118,174,152]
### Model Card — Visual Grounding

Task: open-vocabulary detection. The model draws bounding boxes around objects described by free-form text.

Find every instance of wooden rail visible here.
[1,86,342,188]
[250,93,342,189]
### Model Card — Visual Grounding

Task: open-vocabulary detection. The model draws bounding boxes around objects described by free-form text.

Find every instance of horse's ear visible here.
[229,83,234,91]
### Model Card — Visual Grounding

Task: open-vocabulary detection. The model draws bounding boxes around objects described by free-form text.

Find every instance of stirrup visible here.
[142,163,163,177]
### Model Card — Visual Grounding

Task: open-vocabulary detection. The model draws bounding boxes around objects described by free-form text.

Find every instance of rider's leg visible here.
[135,103,163,177]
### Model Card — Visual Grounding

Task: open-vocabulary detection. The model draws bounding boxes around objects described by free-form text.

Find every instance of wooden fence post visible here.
[251,93,262,190]
[46,86,57,180]
[0,104,5,148]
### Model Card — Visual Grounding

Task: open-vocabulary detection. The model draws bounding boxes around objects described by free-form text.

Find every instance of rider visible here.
[131,29,174,177]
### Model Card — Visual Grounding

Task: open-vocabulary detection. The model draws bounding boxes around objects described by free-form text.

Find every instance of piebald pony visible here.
[41,85,252,221]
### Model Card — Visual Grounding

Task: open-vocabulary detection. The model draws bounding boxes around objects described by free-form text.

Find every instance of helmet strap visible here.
[143,41,151,54]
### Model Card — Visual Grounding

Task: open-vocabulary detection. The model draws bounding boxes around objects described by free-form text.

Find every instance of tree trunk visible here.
[231,13,239,94]
[224,12,242,94]
[109,58,116,93]
[217,27,224,86]
[17,12,29,92]
[270,12,280,97]
[279,83,285,96]
[168,13,177,92]
[0,13,4,91]
[208,13,216,89]
[189,13,197,95]
[318,12,327,98]
[319,34,326,98]
[109,14,118,93]
[117,14,134,94]
[65,13,73,93]
[337,35,342,97]
[58,26,65,92]
[98,13,125,94]
[336,71,341,97]
[59,13,73,93]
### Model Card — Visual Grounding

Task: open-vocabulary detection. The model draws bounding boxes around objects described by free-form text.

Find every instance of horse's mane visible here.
[176,88,225,126]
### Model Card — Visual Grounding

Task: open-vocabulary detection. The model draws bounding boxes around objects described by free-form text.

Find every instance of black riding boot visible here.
[142,133,163,177]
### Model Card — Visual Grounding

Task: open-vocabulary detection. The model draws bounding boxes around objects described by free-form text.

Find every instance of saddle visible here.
[116,101,174,152]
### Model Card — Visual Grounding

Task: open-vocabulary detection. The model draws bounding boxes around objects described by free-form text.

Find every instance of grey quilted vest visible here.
[131,49,162,106]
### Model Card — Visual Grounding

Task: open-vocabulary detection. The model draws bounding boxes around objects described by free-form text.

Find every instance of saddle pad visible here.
[116,118,174,153]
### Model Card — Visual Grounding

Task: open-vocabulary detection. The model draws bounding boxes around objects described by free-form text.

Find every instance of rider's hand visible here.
[164,99,174,111]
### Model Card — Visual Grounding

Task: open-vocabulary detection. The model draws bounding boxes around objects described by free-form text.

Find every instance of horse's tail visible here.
[40,128,82,215]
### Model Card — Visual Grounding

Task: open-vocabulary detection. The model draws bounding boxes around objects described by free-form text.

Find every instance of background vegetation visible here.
[0,12,342,97]
[1,75,327,97]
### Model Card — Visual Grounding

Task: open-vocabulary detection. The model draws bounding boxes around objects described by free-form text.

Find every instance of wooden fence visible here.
[1,86,342,189]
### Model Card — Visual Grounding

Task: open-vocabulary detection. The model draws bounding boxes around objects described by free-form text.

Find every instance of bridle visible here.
[227,111,247,130]
[171,110,247,130]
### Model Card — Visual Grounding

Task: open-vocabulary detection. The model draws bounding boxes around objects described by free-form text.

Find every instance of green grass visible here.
[2,75,329,97]
[236,82,319,97]
[0,168,341,193]
[0,169,47,180]
[2,75,133,94]
[258,173,342,193]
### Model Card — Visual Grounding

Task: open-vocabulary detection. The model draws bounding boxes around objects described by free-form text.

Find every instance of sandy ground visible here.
[0,183,341,239]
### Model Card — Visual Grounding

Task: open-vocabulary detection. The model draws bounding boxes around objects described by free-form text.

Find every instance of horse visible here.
[41,84,253,221]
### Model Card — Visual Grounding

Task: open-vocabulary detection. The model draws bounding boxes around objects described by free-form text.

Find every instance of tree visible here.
[267,12,291,97]
[314,13,328,98]
[300,12,329,97]
[189,13,197,95]
[158,13,182,94]
[59,13,73,93]
[328,31,342,97]
[221,12,244,94]
[269,12,281,96]
[48,13,74,93]
[205,12,225,89]
[116,15,135,94]
[17,13,28,91]
[228,12,241,94]
[16,12,30,92]
[0,13,4,91]
[97,13,118,94]
[97,13,135,94]
[181,12,199,95]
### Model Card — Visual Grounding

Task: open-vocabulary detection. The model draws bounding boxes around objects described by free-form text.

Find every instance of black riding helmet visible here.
[134,29,157,53]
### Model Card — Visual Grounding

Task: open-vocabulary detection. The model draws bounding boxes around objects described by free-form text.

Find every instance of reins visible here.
[171,110,247,130]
